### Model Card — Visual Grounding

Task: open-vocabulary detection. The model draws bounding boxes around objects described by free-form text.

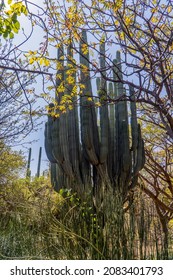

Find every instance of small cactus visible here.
[26,147,32,178]
[36,147,42,177]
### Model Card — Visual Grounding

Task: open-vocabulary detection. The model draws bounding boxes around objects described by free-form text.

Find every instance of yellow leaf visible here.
[57,82,65,93]
[56,73,62,80]
[130,49,137,54]
[124,17,131,26]
[167,6,172,13]
[68,105,73,110]
[71,85,78,96]
[169,43,173,51]
[65,19,72,29]
[81,43,89,55]
[44,59,50,67]
[29,58,35,64]
[59,105,66,111]
[151,17,158,23]
[151,7,158,13]
[73,31,80,42]
[119,32,125,40]
[66,75,75,84]
[95,102,101,107]
[39,58,44,65]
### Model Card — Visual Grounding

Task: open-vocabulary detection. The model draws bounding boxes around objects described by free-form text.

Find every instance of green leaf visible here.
[21,6,28,15]
[12,13,17,22]
[3,30,9,38]
[15,20,20,30]
[9,32,14,39]
[12,25,19,33]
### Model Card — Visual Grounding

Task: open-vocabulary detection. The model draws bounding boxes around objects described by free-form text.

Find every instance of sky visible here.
[9,0,52,176]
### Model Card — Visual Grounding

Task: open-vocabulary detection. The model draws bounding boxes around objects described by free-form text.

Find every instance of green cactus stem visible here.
[26,147,31,178]
[44,32,145,203]
[36,147,42,178]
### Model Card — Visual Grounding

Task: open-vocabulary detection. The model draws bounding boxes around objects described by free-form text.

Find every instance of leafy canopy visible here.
[0,140,25,185]
[0,0,27,39]
[25,0,173,135]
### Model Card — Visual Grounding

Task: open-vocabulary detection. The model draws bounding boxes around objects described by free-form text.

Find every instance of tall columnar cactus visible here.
[26,147,32,179]
[44,30,145,203]
[36,147,42,178]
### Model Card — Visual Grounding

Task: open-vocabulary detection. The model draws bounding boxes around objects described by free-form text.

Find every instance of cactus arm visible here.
[107,82,115,180]
[66,45,83,185]
[54,46,74,178]
[80,30,100,165]
[56,46,65,104]
[113,53,132,194]
[44,104,57,164]
[98,42,109,164]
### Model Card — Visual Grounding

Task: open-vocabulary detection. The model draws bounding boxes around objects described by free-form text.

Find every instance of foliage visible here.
[0,0,27,39]
[0,176,62,222]
[0,143,172,259]
[0,175,172,259]
[0,175,63,259]
[0,140,25,185]
[140,119,173,220]
[138,112,173,258]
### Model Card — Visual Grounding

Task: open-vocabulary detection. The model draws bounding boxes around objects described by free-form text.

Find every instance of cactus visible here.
[26,147,32,178]
[44,31,145,202]
[36,147,42,177]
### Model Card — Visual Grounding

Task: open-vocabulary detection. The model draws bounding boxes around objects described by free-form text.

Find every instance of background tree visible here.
[0,40,38,143]
[0,140,25,185]
[138,116,173,258]
[0,1,55,144]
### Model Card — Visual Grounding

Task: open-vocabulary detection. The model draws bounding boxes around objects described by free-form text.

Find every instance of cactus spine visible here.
[44,31,145,202]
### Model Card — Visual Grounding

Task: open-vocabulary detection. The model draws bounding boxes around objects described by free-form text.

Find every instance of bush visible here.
[0,175,173,259]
